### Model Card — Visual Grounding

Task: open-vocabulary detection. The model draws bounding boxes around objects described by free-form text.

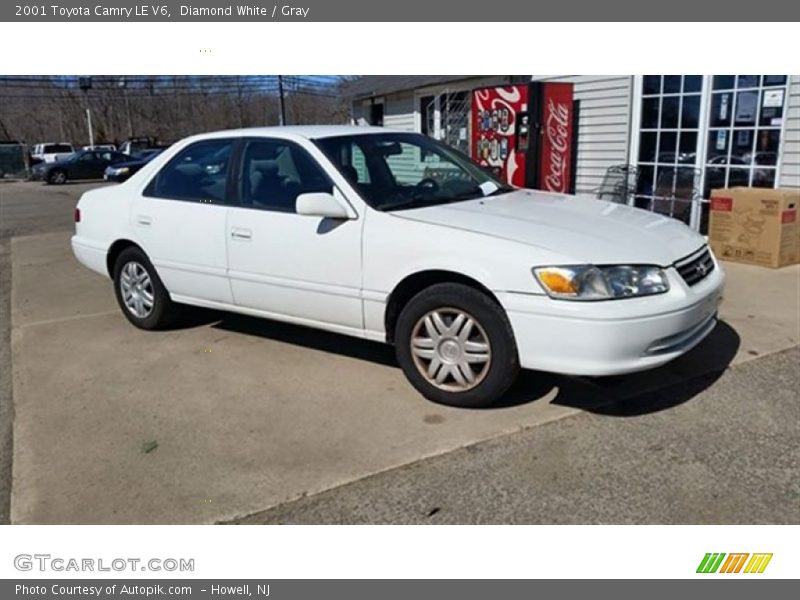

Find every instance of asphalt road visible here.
[235,346,800,524]
[0,179,106,523]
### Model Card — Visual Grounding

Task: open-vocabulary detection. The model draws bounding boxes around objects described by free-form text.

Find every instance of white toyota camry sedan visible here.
[72,126,725,407]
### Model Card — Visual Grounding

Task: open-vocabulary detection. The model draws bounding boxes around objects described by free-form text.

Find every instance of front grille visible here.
[675,247,715,286]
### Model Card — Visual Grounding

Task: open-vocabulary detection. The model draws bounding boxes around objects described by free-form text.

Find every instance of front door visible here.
[131,138,235,304]
[226,138,363,331]
[72,152,102,179]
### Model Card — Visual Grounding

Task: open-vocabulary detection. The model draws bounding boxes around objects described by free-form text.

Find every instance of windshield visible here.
[314,132,512,211]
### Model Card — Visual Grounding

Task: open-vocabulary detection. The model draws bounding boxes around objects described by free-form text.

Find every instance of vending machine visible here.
[471,82,579,193]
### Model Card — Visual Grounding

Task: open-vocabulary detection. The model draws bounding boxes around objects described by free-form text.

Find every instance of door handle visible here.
[230,228,252,240]
[136,215,152,227]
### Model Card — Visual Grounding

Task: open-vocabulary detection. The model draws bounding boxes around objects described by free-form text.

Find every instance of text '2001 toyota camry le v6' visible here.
[71,126,724,408]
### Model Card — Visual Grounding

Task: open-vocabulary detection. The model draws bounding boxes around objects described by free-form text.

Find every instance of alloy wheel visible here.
[119,261,155,318]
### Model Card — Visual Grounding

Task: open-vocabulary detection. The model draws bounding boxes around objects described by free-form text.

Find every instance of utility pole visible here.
[119,76,134,138]
[79,76,94,148]
[277,75,287,126]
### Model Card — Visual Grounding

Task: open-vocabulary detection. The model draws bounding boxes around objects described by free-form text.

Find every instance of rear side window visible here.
[145,139,233,204]
[44,144,73,154]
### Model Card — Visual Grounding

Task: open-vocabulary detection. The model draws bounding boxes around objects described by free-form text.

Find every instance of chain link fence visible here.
[0,143,28,179]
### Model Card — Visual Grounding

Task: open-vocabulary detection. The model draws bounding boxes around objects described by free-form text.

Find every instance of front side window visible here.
[239,139,332,213]
[316,133,509,211]
[146,139,233,203]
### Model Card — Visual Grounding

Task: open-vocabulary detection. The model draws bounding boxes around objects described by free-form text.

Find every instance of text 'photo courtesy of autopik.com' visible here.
[1,0,799,593]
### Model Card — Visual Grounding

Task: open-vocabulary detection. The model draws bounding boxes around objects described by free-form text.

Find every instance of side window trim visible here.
[143,138,237,205]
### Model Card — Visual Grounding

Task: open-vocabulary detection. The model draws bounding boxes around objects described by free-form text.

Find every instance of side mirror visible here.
[296,192,352,219]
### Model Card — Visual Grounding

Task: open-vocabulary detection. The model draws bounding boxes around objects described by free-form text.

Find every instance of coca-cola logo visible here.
[544,99,570,193]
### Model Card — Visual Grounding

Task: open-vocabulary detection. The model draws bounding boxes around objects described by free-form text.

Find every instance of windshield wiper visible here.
[378,198,444,211]
[379,186,514,212]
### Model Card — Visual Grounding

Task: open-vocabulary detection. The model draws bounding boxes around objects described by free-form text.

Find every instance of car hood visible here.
[393,189,705,265]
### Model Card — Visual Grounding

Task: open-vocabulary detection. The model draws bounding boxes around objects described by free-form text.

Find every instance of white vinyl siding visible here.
[778,75,800,188]
[380,92,420,183]
[382,91,416,131]
[532,75,634,195]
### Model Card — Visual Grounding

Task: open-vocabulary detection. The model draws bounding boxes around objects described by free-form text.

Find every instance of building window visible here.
[634,75,788,233]
[635,75,704,227]
[419,91,470,154]
[369,102,384,127]
[703,75,787,199]
[420,95,435,137]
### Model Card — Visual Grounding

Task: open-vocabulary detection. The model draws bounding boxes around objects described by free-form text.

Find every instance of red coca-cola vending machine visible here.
[471,82,579,193]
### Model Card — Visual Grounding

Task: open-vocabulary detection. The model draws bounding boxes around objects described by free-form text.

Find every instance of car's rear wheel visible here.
[113,246,176,330]
[47,169,67,185]
[395,282,520,408]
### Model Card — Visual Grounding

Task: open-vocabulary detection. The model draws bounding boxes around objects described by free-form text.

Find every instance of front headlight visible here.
[533,265,669,300]
[111,167,129,175]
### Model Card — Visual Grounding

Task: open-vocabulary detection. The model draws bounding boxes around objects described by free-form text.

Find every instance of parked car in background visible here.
[31,149,130,184]
[83,144,117,152]
[30,142,75,165]
[72,127,724,408]
[119,136,168,157]
[104,148,165,182]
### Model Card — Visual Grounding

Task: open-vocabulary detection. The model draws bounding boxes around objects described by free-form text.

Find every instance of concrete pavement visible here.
[1,180,104,523]
[2,180,799,524]
[8,229,799,524]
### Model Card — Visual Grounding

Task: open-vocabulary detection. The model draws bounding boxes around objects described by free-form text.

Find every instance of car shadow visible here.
[497,319,741,416]
[210,311,397,367]
[174,308,741,416]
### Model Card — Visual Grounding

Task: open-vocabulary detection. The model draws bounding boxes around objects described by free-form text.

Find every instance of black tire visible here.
[395,282,520,408]
[47,169,67,185]
[112,246,177,330]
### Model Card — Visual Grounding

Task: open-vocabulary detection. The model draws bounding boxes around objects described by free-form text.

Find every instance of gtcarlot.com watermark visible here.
[14,554,195,573]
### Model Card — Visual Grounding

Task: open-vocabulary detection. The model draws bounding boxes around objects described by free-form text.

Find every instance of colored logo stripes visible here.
[696,553,773,574]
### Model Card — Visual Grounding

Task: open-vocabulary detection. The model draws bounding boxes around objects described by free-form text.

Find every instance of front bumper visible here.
[499,257,725,376]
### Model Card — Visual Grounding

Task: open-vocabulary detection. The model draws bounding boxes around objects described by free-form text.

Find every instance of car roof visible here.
[181,125,400,142]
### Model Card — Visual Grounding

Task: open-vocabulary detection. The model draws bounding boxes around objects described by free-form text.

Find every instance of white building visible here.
[348,75,799,233]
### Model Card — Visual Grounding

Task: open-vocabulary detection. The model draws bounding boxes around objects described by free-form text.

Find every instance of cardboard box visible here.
[708,187,800,268]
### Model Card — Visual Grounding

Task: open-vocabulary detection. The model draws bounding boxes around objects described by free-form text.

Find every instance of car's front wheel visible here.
[113,246,176,330]
[47,169,67,184]
[395,283,520,408]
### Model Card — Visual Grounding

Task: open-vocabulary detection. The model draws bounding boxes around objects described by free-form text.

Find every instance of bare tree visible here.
[0,76,350,146]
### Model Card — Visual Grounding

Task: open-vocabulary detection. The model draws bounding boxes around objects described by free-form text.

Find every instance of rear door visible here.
[226,137,363,330]
[130,138,236,304]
